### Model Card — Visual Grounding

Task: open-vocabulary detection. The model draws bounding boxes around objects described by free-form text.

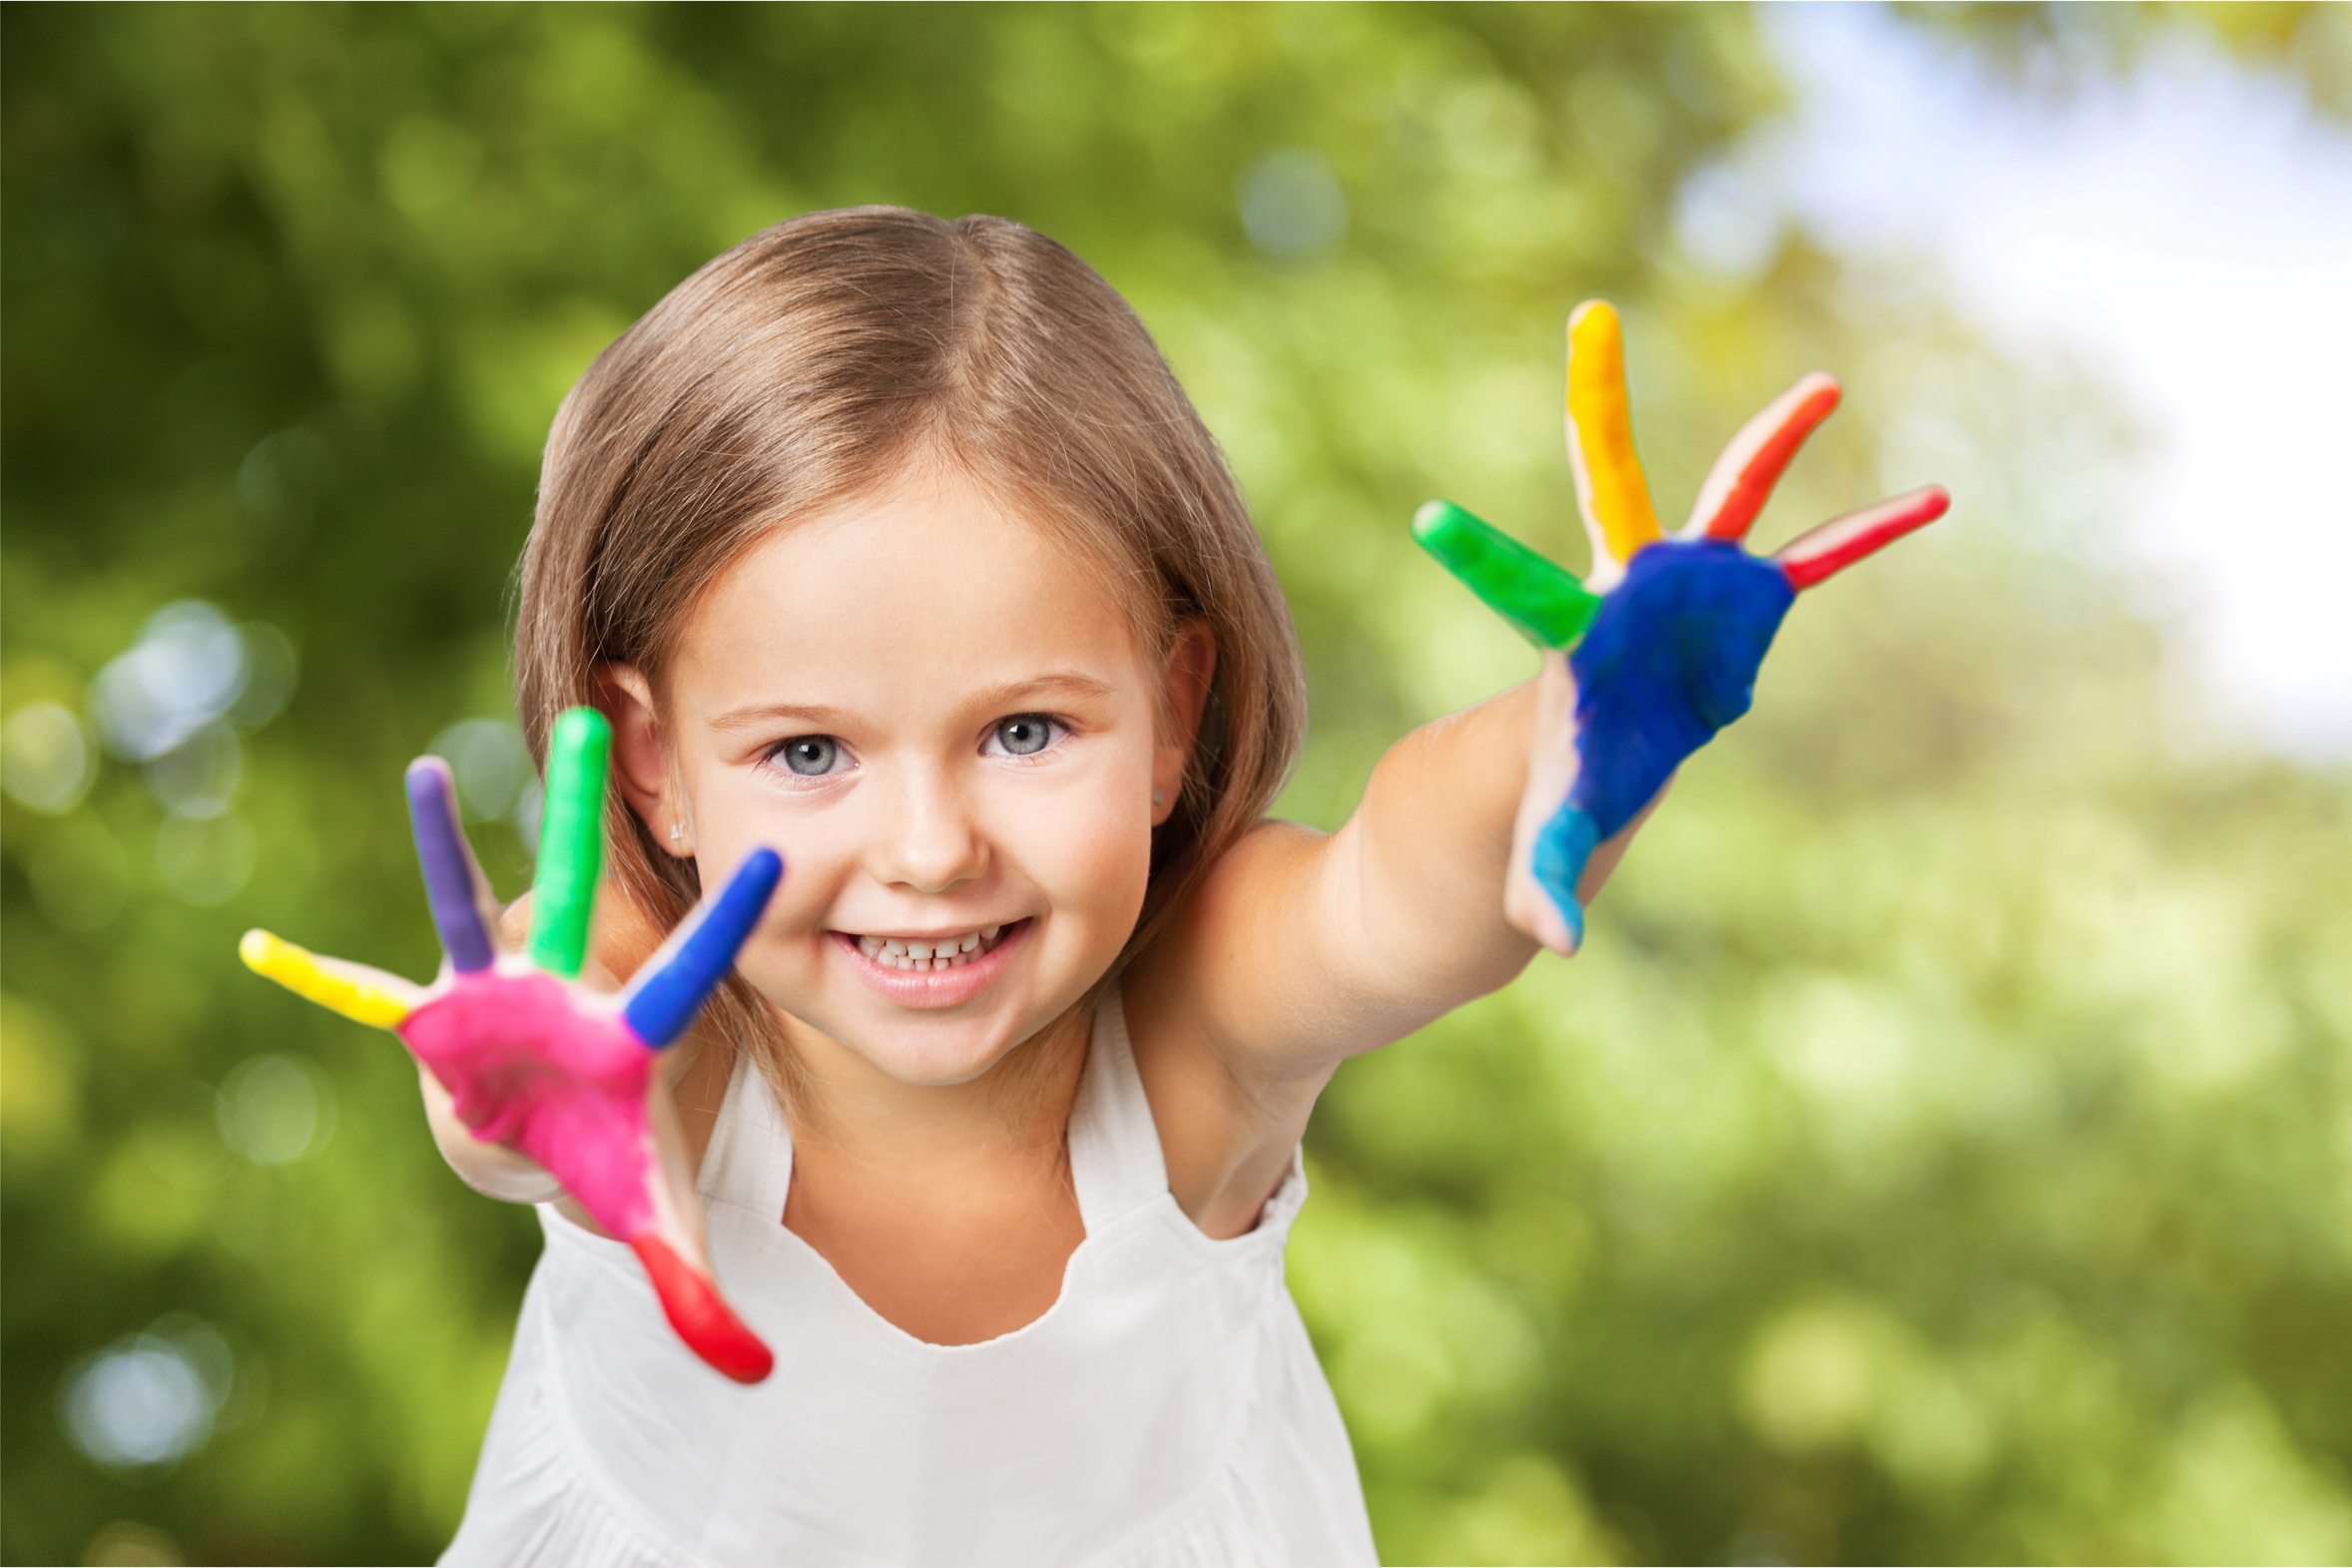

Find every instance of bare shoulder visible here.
[1121,818,1340,1240]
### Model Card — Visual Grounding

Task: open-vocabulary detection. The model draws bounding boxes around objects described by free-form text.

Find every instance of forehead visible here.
[671,468,1152,707]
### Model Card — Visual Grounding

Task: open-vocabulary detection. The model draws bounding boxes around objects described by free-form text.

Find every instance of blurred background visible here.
[5,4,2348,1563]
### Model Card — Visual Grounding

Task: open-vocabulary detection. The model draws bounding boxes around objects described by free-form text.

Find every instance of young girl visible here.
[259,206,1935,1566]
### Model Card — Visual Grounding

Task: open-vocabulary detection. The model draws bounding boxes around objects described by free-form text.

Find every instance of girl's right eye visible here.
[771,736,847,778]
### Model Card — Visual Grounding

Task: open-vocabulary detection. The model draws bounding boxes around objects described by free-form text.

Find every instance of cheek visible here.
[669,772,853,943]
[992,764,1156,924]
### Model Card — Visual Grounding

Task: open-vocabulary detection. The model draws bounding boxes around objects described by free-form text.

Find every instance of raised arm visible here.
[1129,301,1946,1234]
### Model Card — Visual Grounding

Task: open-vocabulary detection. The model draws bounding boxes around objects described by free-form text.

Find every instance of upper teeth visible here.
[856,925,1007,971]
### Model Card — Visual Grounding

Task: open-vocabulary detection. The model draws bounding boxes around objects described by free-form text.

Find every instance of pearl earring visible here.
[1152,790,1166,806]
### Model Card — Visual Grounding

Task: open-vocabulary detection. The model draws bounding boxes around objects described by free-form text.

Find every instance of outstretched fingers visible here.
[526,708,611,979]
[1777,486,1951,589]
[1686,372,1842,543]
[406,758,497,972]
[1565,300,1663,581]
[621,847,787,1048]
[240,930,422,1029]
[1411,500,1602,650]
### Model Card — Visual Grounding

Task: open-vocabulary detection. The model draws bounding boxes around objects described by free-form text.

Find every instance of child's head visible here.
[514,208,1302,1090]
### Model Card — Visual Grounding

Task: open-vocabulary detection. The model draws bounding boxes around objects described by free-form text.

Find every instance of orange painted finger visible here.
[1687,372,1842,542]
[1778,486,1950,590]
[1565,300,1662,577]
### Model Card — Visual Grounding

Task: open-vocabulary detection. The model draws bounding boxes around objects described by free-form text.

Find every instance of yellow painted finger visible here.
[1565,300,1662,575]
[240,929,420,1029]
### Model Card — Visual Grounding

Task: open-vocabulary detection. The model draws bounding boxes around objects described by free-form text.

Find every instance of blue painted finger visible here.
[622,847,786,1048]
[1530,803,1597,949]
[405,758,495,973]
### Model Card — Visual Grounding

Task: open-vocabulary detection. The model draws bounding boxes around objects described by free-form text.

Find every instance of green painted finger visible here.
[527,707,610,978]
[1411,500,1601,649]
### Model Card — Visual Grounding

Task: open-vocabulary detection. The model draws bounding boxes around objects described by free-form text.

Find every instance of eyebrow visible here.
[707,671,1121,734]
[707,702,856,734]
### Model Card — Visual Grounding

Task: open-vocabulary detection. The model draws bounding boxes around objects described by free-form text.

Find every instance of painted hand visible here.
[239,709,784,1382]
[1416,300,1949,954]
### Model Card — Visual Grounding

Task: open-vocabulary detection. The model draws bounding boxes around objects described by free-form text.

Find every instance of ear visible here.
[597,662,689,856]
[1152,621,1216,826]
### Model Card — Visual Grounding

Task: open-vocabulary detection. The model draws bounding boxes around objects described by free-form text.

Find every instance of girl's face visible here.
[611,464,1200,1090]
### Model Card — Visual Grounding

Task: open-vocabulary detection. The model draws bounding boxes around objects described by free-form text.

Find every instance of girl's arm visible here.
[1138,671,1618,1058]
[1130,302,1946,1236]
[1126,657,1646,1237]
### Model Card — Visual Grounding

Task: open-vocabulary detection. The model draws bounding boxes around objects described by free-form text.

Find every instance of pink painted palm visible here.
[242,709,784,1382]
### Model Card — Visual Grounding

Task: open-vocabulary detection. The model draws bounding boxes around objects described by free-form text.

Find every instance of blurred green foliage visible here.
[5,5,2349,1565]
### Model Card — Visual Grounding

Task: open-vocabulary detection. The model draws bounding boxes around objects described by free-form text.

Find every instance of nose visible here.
[868,761,988,894]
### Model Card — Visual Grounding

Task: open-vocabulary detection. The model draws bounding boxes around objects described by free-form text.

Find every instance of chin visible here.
[854,1022,1029,1087]
[769,995,1028,1091]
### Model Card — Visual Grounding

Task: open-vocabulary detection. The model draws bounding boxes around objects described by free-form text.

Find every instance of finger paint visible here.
[631,1233,775,1383]
[1689,372,1842,542]
[406,758,495,973]
[389,959,774,1379]
[1566,300,1663,568]
[1529,804,1597,948]
[1565,541,1794,842]
[1411,500,1601,650]
[623,847,785,1048]
[237,729,773,1379]
[1778,485,1950,589]
[1413,304,1947,961]
[528,707,610,979]
[239,929,418,1029]
[396,968,658,1239]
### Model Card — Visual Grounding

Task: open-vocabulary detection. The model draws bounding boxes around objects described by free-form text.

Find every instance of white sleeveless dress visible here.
[441,988,1379,1567]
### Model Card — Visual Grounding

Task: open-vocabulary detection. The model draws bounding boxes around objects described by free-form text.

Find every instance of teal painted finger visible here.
[527,707,610,978]
[1411,500,1602,650]
[1530,802,1597,948]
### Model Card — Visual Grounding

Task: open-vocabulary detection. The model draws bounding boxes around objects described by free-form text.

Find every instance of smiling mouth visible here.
[844,921,1022,972]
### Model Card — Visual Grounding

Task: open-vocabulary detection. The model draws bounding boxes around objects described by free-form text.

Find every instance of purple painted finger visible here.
[406,758,496,973]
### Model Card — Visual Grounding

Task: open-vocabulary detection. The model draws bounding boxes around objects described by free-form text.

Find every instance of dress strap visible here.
[1066,984,1170,1233]
[697,1047,793,1221]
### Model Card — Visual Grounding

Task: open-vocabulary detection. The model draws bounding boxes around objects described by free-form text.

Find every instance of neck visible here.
[775,999,1093,1174]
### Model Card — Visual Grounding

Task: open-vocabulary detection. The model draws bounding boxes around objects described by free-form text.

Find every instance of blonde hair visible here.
[513,207,1304,1096]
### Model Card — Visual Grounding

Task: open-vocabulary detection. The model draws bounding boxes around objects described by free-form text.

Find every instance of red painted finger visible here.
[1777,486,1950,590]
[630,1233,774,1383]
[1688,372,1843,543]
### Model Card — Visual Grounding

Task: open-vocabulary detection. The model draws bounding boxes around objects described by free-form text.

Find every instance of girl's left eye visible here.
[771,735,848,777]
[985,715,1061,758]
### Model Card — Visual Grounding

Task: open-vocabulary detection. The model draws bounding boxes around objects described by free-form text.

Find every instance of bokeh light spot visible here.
[1237,147,1347,260]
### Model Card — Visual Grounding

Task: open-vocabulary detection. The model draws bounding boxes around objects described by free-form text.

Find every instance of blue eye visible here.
[778,736,841,776]
[989,715,1057,757]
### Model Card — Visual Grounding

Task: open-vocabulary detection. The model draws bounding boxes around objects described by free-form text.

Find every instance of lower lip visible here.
[832,921,1029,1010]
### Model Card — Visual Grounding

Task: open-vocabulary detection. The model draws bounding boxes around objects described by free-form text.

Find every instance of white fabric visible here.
[442,988,1379,1568]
